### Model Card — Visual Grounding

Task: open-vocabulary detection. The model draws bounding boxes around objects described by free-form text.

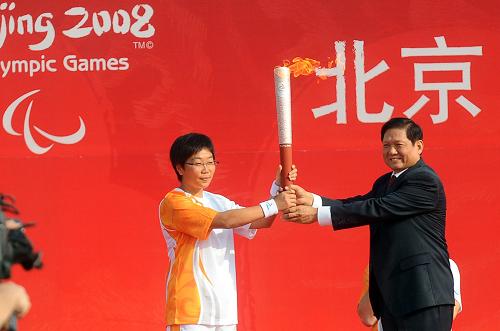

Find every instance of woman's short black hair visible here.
[381,117,423,144]
[169,133,215,181]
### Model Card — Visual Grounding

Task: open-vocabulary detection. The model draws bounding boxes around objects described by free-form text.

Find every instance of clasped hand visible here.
[273,187,296,210]
[282,184,318,224]
[273,165,318,224]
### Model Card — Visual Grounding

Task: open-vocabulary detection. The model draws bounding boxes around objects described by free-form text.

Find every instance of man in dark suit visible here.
[284,118,455,330]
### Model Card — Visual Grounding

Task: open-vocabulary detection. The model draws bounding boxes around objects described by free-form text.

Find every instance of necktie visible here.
[388,175,396,187]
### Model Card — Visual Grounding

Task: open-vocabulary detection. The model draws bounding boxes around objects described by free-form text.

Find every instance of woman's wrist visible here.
[259,199,279,217]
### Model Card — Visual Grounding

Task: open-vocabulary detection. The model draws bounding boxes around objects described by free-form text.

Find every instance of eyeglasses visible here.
[184,160,220,169]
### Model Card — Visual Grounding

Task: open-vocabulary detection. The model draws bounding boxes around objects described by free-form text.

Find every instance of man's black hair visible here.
[381,117,423,144]
[169,133,215,181]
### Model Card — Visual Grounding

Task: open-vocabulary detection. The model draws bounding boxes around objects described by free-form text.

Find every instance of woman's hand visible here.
[275,164,298,187]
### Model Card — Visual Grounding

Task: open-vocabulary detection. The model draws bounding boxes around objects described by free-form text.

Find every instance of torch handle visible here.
[279,144,293,188]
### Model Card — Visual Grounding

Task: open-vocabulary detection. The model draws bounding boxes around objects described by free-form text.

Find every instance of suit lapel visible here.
[387,159,425,193]
[370,159,425,234]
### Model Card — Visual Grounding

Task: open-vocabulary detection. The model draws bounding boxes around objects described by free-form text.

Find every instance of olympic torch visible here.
[273,66,293,188]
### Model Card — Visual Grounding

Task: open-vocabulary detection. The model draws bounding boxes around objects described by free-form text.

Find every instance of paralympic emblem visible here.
[2,89,86,154]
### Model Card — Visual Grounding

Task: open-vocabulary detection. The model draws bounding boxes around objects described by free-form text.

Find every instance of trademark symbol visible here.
[133,41,154,49]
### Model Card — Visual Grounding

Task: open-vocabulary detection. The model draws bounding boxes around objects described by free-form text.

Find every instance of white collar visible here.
[392,168,409,178]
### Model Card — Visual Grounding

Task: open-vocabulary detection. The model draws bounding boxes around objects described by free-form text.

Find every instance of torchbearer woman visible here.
[160,133,296,331]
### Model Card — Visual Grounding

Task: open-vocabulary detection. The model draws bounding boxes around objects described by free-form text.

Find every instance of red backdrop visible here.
[1,1,499,330]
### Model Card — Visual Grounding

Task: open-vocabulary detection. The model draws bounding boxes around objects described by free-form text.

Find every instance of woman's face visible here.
[176,148,216,192]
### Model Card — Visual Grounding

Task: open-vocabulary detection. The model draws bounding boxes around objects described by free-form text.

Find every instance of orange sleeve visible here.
[160,191,217,240]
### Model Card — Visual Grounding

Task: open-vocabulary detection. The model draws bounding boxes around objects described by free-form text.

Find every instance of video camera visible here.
[0,193,42,279]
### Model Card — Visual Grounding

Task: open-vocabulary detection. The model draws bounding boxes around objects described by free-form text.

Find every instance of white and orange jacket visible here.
[159,188,256,326]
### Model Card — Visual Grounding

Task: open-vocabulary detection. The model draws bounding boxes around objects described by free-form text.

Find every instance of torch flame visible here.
[281,57,322,77]
[280,56,341,82]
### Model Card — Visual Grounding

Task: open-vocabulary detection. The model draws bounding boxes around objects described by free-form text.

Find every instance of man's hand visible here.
[283,205,318,224]
[289,184,313,206]
[4,219,22,230]
[274,188,296,210]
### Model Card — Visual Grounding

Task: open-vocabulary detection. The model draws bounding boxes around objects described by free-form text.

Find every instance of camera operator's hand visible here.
[4,220,22,230]
[0,282,31,328]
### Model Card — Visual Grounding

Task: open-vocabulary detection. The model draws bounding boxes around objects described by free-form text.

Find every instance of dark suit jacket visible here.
[321,159,454,317]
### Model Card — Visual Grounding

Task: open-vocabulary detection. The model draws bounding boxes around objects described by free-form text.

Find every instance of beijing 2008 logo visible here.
[0,3,157,154]
[2,89,85,154]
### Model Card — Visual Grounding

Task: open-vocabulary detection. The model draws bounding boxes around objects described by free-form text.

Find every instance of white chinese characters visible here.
[312,36,483,124]
[402,36,482,123]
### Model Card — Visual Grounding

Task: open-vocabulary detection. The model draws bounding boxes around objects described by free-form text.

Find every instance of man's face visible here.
[382,128,423,173]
